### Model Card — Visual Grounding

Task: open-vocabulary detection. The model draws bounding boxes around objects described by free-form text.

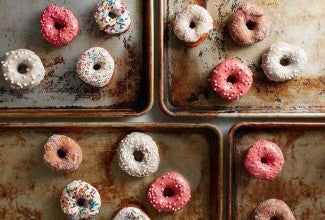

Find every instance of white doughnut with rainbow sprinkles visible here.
[94,0,131,34]
[76,47,115,88]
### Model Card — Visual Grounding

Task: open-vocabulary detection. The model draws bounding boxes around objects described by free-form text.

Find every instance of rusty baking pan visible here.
[0,122,223,219]
[0,0,153,117]
[227,122,325,219]
[159,0,325,117]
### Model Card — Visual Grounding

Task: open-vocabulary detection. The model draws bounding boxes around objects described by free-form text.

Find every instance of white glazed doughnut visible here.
[1,49,45,89]
[113,206,150,220]
[173,5,213,46]
[76,47,115,88]
[261,42,307,82]
[94,0,131,34]
[60,180,101,220]
[118,132,160,177]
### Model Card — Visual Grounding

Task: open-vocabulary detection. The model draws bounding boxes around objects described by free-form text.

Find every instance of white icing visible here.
[76,47,115,88]
[118,132,160,177]
[261,42,307,82]
[113,206,150,220]
[173,5,213,43]
[1,49,45,89]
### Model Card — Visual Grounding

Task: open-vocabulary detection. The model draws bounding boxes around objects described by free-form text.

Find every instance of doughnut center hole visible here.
[246,20,257,30]
[133,150,144,162]
[109,12,118,19]
[54,22,64,30]
[270,217,279,220]
[163,188,174,197]
[77,198,86,207]
[280,57,291,66]
[57,149,67,159]
[189,21,196,29]
[226,75,237,84]
[93,63,101,70]
[17,64,28,74]
[261,157,267,164]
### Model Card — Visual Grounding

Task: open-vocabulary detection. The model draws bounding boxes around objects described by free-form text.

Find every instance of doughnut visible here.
[117,132,160,177]
[261,42,307,82]
[43,134,83,173]
[210,60,253,100]
[229,3,270,46]
[173,5,213,47]
[147,172,191,212]
[60,180,101,220]
[113,205,150,220]
[94,0,131,34]
[244,140,284,180]
[40,5,79,47]
[253,199,295,220]
[76,47,115,88]
[1,49,45,89]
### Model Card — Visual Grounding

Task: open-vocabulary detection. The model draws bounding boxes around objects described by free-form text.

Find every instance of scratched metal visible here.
[160,0,325,117]
[0,123,222,220]
[0,0,152,116]
[228,123,325,219]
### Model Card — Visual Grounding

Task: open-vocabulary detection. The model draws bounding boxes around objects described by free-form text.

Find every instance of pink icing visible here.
[40,5,79,47]
[244,140,284,180]
[210,60,253,100]
[147,172,191,212]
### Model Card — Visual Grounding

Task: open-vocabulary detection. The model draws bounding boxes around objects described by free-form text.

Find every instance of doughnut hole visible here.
[133,150,144,162]
[270,217,279,220]
[17,64,28,74]
[189,21,196,29]
[246,20,257,30]
[261,157,267,164]
[109,12,118,19]
[77,198,86,207]
[93,63,101,71]
[163,187,175,198]
[57,149,67,159]
[280,57,292,66]
[54,22,64,30]
[226,75,237,84]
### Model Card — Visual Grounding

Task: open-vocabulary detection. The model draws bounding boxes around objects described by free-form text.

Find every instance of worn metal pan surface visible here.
[0,122,223,219]
[0,0,153,117]
[159,0,325,117]
[227,122,325,219]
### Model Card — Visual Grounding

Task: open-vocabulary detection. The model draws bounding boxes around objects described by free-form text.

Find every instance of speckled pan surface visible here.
[159,0,325,117]
[0,123,222,219]
[0,0,153,117]
[227,122,325,219]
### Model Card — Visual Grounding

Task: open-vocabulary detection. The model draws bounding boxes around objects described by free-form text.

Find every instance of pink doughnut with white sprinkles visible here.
[40,5,79,47]
[244,140,284,180]
[76,47,115,88]
[148,172,191,213]
[210,60,253,100]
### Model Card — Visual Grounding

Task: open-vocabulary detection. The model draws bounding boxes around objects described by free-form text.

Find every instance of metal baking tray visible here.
[0,122,223,219]
[159,0,325,117]
[227,122,325,219]
[0,0,153,117]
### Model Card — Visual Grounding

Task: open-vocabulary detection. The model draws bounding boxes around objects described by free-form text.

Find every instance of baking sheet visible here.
[0,0,153,117]
[227,122,325,219]
[0,122,222,219]
[159,0,325,117]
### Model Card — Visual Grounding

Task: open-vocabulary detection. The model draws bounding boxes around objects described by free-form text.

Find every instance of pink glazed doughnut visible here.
[148,172,191,212]
[210,60,253,100]
[40,5,79,47]
[244,140,284,180]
